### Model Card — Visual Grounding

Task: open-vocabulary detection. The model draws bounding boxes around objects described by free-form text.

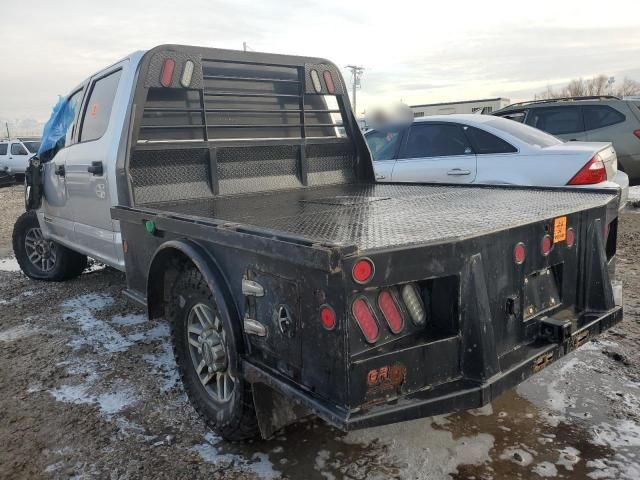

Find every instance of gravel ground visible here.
[1,183,639,480]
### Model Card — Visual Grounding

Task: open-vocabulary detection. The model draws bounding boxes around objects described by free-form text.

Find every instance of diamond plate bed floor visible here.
[142,183,616,251]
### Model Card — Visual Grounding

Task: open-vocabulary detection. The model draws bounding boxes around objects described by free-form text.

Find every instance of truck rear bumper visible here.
[244,305,622,431]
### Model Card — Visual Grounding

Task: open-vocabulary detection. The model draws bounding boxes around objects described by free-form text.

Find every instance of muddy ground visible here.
[1,183,639,480]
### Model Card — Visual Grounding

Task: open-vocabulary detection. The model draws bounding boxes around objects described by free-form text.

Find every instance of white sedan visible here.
[365,114,629,206]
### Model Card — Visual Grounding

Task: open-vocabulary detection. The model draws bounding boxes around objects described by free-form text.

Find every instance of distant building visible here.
[410,98,511,117]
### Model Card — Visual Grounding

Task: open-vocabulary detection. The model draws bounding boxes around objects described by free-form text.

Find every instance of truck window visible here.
[0,144,7,155]
[465,126,516,154]
[401,124,472,158]
[583,105,626,131]
[526,107,584,135]
[496,110,526,123]
[64,89,85,146]
[79,69,122,142]
[22,141,41,153]
[11,143,28,155]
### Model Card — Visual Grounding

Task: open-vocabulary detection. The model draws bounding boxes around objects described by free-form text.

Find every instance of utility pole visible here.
[345,65,364,115]
[243,41,247,52]
[5,122,10,139]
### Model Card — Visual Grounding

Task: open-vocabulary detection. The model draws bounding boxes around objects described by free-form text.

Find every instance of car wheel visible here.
[12,211,87,281]
[167,265,259,441]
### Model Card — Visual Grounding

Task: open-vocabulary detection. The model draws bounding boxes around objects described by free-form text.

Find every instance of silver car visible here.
[493,96,640,185]
[365,115,629,209]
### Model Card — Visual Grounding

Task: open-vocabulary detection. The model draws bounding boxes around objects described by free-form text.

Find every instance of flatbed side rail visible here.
[112,205,357,272]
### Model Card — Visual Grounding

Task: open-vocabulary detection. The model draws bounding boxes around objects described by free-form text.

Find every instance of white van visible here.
[0,138,40,175]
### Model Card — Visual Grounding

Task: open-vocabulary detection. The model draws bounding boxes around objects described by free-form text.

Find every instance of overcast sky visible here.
[2,0,639,120]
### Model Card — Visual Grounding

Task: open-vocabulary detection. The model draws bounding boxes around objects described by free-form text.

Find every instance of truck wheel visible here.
[12,211,87,281]
[167,265,260,441]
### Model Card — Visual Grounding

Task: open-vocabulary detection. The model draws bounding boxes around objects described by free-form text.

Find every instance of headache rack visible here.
[125,45,372,205]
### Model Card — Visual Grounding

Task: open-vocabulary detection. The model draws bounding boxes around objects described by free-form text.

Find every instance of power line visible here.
[345,65,364,115]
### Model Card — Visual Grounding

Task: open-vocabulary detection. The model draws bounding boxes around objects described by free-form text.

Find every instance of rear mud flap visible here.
[251,382,312,439]
[460,254,500,383]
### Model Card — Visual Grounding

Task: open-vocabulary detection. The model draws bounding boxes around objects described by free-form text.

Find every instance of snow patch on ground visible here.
[0,324,40,342]
[499,446,534,466]
[110,313,146,326]
[142,343,180,392]
[344,416,494,479]
[49,372,137,417]
[533,461,558,477]
[628,186,640,202]
[62,293,133,353]
[192,433,280,479]
[591,419,640,448]
[0,256,21,272]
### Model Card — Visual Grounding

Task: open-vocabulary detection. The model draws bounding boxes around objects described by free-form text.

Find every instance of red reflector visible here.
[352,298,379,343]
[320,305,336,330]
[323,70,335,94]
[514,242,526,264]
[566,228,575,248]
[352,258,374,284]
[634,129,640,139]
[568,154,606,185]
[378,290,404,334]
[160,58,176,87]
[541,234,553,256]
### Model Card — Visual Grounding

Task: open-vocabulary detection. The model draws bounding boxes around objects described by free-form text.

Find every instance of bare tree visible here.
[616,78,640,97]
[537,74,640,99]
[585,75,608,96]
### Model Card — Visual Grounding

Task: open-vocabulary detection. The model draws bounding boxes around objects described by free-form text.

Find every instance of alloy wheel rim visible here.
[186,303,235,403]
[24,228,57,272]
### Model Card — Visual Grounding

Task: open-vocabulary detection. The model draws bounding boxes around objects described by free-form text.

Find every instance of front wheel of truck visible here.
[12,211,88,281]
[167,265,260,441]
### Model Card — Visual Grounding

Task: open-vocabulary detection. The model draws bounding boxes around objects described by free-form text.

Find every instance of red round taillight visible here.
[352,258,374,284]
[352,297,379,343]
[160,58,176,87]
[323,70,335,94]
[541,234,553,256]
[378,290,404,334]
[320,305,336,330]
[566,228,575,248]
[514,242,526,265]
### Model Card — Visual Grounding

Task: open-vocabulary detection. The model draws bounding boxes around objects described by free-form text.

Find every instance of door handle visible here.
[447,169,471,176]
[54,165,65,177]
[375,174,386,180]
[87,161,103,176]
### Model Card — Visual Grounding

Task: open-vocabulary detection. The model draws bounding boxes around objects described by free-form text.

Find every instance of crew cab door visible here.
[392,122,477,183]
[40,87,86,243]
[65,65,124,265]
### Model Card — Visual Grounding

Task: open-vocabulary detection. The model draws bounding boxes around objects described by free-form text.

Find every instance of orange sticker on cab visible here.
[553,216,567,243]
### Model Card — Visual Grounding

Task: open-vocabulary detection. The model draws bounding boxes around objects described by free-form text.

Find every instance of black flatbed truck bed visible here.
[109,45,623,439]
[117,183,618,254]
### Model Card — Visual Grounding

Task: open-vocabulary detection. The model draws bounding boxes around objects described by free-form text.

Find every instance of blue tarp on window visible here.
[37,96,76,159]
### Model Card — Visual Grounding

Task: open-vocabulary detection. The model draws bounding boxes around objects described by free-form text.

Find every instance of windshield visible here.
[22,141,41,153]
[485,117,562,148]
[365,129,403,160]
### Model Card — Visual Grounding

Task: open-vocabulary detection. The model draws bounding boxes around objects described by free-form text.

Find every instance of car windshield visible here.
[22,141,41,153]
[486,118,562,148]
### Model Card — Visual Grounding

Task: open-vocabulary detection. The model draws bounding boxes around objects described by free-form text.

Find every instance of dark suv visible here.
[493,96,640,184]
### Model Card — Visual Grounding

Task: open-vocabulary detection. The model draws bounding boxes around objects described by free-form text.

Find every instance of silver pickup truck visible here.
[13,45,623,441]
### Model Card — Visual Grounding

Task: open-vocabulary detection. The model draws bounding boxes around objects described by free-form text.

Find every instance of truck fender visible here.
[146,239,244,358]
